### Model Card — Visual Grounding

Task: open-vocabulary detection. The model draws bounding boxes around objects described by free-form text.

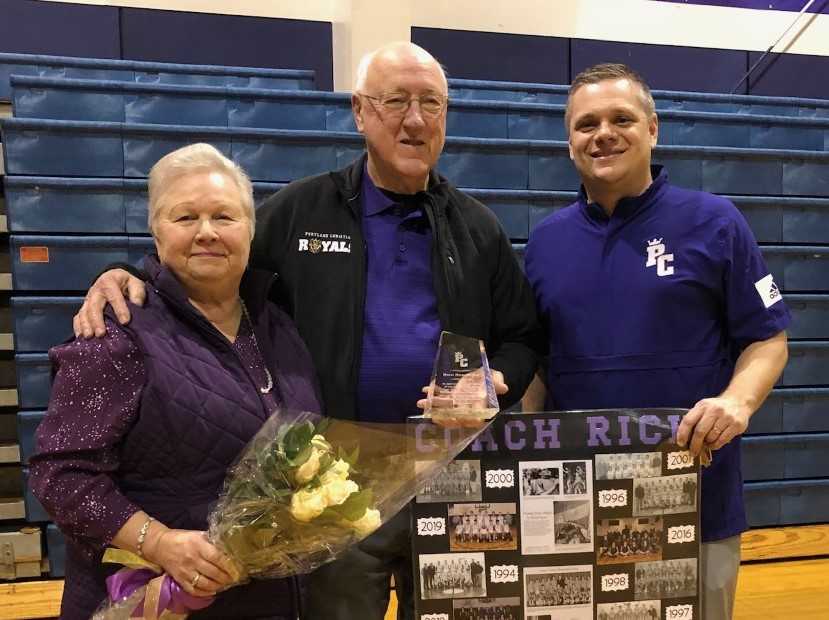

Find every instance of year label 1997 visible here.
[666,604,693,619]
[601,573,629,592]
[416,517,446,536]
[667,450,694,470]
[490,564,519,583]
[598,489,628,508]
[485,468,515,489]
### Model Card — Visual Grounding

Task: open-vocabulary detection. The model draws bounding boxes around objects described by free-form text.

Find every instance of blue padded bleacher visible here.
[10,296,84,352]
[6,178,829,244]
[743,434,829,481]
[10,76,829,151]
[748,388,829,434]
[14,353,50,409]
[0,52,315,101]
[46,524,66,577]
[448,78,829,118]
[2,66,828,533]
[10,235,153,291]
[5,119,829,196]
[16,410,44,464]
[744,480,829,527]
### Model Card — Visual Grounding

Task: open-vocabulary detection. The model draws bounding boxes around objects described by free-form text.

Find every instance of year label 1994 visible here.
[416,517,446,536]
[601,573,629,592]
[485,468,515,489]
[598,489,628,508]
[666,604,693,619]
[490,564,519,583]
[667,450,694,470]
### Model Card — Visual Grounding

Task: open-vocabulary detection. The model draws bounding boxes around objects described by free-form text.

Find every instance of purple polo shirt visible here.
[524,167,791,542]
[356,168,441,423]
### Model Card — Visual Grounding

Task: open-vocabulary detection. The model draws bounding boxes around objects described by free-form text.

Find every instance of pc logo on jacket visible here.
[645,238,674,277]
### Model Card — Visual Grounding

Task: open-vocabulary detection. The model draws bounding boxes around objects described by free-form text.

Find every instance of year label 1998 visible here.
[600,573,629,592]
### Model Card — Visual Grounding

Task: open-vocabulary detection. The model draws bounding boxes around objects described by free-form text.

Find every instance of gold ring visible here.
[191,572,202,588]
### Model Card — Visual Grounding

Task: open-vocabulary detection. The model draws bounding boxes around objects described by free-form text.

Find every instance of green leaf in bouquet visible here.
[318,452,334,474]
[314,417,332,437]
[283,421,316,460]
[286,444,313,468]
[329,488,373,522]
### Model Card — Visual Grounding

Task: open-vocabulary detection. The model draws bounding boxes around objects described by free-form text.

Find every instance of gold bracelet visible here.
[136,516,156,558]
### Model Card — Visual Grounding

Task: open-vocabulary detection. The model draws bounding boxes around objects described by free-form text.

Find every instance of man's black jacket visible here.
[251,155,542,421]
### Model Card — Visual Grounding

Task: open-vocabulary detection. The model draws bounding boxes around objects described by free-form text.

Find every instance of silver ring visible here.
[191,572,202,588]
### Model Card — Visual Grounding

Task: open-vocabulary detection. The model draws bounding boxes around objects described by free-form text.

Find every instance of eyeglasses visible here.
[358,91,447,117]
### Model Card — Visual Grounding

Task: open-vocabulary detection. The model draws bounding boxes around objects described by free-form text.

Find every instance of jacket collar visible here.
[330,154,452,216]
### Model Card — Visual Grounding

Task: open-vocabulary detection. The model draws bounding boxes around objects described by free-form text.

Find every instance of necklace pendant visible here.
[260,385,272,394]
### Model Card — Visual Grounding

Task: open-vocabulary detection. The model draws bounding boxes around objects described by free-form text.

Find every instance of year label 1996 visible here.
[668,525,696,544]
[598,489,628,508]
[666,604,693,619]
[485,469,515,489]
[490,564,519,583]
[667,450,694,470]
[600,573,629,592]
[416,517,446,536]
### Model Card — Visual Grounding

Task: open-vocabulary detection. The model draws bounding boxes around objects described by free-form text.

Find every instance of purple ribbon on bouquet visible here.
[106,568,215,618]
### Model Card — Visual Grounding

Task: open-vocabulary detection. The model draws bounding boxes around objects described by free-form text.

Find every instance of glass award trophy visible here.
[423,331,499,421]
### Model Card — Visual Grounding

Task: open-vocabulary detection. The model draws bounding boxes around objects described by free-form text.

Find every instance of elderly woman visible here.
[30,144,321,619]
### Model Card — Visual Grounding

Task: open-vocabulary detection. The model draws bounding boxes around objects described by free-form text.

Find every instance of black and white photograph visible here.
[417,459,483,503]
[596,453,662,480]
[597,600,661,620]
[562,461,589,495]
[597,517,663,565]
[524,565,593,620]
[419,552,487,600]
[452,597,521,620]
[448,502,518,551]
[634,558,697,600]
[553,500,592,547]
[521,466,561,497]
[633,474,697,516]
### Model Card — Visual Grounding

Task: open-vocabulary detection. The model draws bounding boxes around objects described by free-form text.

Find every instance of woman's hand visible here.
[143,527,240,597]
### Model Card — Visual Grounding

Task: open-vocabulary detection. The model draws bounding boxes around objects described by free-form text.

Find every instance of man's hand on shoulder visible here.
[676,396,751,455]
[73,269,146,338]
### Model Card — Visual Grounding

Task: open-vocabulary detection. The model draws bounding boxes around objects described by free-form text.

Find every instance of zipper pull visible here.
[447,254,455,265]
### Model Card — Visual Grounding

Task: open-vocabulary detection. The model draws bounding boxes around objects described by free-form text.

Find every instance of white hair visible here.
[353,42,448,93]
[147,143,255,238]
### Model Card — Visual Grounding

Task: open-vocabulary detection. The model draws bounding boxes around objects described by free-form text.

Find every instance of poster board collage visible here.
[412,410,700,620]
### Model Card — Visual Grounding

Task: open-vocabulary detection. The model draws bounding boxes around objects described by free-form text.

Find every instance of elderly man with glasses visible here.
[75,42,540,619]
